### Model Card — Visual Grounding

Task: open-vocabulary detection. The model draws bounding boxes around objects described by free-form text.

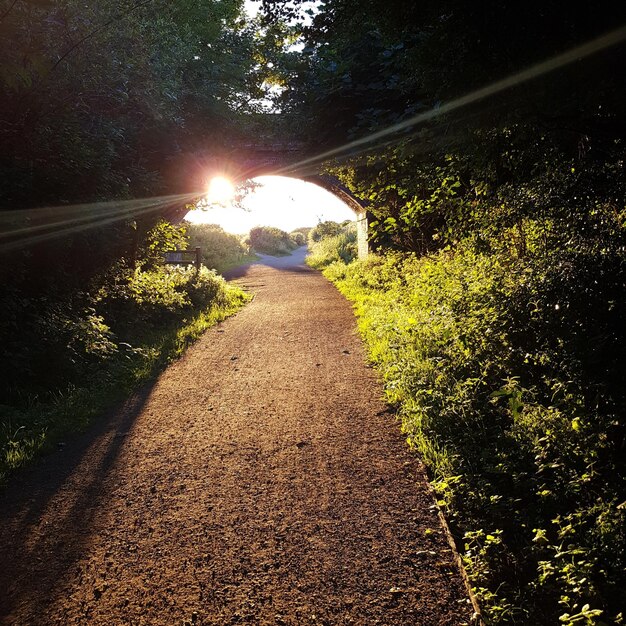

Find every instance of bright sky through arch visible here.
[184,176,356,234]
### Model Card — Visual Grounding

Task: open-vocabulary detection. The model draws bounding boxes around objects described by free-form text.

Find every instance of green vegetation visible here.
[246,225,301,256]
[0,220,250,486]
[306,221,357,268]
[187,223,257,274]
[275,3,626,622]
[290,231,307,246]
[2,0,626,622]
[0,0,279,485]
[0,0,288,208]
[315,189,626,623]
[292,227,313,239]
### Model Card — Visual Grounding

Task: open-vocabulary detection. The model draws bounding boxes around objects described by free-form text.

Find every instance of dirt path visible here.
[0,250,473,625]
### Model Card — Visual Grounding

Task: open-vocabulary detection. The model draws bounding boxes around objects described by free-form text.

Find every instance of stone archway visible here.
[172,143,370,257]
[301,175,368,258]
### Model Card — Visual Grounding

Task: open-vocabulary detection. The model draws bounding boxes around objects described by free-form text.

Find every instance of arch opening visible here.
[184,175,368,257]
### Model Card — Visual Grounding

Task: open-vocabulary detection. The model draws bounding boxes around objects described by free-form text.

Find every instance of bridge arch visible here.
[176,144,370,258]
[300,175,368,259]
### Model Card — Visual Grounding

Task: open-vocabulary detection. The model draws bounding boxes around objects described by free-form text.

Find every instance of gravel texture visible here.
[0,250,472,625]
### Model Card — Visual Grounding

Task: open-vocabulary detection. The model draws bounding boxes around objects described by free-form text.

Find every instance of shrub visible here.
[307,221,358,268]
[186,223,251,273]
[290,230,307,246]
[0,293,120,395]
[308,220,344,243]
[246,226,299,255]
[323,239,626,625]
[113,265,226,319]
[138,219,189,270]
[0,217,251,486]
[291,226,312,241]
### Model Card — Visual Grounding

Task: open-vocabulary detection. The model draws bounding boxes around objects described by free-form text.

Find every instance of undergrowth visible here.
[306,220,357,269]
[0,220,251,487]
[0,278,248,486]
[245,225,301,256]
[186,223,258,273]
[322,232,626,624]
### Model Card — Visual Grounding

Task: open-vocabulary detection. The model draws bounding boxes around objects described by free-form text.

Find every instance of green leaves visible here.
[0,0,278,207]
[141,220,189,270]
[306,220,358,268]
[322,242,626,624]
[246,225,299,255]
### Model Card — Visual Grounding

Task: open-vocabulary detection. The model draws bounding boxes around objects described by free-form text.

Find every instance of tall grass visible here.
[322,240,626,625]
[306,221,357,268]
[0,273,250,486]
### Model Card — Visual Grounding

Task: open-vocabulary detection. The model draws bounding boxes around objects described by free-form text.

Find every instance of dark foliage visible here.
[270,1,626,623]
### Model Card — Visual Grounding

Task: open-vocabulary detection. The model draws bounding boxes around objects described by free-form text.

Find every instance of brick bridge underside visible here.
[178,145,370,258]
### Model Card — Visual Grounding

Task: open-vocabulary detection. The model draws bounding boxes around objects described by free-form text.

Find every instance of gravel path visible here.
[0,249,473,625]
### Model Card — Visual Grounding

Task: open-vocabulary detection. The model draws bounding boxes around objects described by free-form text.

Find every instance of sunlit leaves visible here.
[0,0,279,206]
[324,242,626,624]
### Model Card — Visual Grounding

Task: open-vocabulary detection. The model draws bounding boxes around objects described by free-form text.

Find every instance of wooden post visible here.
[195,247,201,272]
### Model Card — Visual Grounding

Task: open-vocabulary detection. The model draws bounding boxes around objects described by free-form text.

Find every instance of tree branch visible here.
[49,0,156,74]
[0,0,20,24]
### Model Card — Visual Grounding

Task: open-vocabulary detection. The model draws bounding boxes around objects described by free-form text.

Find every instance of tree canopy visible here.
[0,0,283,207]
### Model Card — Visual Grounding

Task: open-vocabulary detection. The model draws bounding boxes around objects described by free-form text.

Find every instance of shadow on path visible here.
[0,243,473,626]
[0,246,311,620]
[0,384,156,620]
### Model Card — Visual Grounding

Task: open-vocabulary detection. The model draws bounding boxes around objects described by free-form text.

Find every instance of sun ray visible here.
[185,176,355,233]
[0,193,199,253]
[275,24,626,176]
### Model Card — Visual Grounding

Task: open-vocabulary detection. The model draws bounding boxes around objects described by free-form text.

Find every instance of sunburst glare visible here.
[186,176,355,233]
[207,176,236,205]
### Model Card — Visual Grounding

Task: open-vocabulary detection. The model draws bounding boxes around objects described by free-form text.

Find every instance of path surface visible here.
[0,249,472,625]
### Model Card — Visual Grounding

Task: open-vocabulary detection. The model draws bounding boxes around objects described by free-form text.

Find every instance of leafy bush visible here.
[292,227,312,236]
[323,236,626,625]
[307,221,357,268]
[103,265,227,324]
[246,225,299,255]
[0,218,250,486]
[0,293,120,395]
[139,220,189,269]
[186,223,253,273]
[308,220,345,243]
[290,230,307,246]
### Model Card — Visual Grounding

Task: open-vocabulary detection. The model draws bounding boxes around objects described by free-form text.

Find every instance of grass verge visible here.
[322,250,625,626]
[0,283,250,487]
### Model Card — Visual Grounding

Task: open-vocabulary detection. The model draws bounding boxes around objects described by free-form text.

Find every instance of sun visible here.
[207,176,235,205]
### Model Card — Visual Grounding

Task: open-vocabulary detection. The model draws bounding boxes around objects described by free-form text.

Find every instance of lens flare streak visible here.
[0,193,198,253]
[277,25,626,175]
